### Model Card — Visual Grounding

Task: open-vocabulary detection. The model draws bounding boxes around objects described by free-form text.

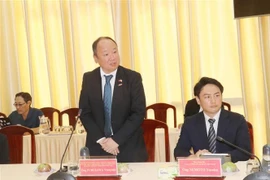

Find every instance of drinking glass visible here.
[61,126,73,133]
[53,126,61,132]
[39,116,51,135]
[76,119,86,134]
[67,161,79,176]
[246,159,259,175]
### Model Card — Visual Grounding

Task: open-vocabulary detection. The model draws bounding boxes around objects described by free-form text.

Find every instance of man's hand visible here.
[100,138,119,155]
[108,147,119,156]
[195,149,210,157]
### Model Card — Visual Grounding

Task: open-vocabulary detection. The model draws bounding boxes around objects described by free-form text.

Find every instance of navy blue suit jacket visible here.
[79,66,148,162]
[174,109,251,162]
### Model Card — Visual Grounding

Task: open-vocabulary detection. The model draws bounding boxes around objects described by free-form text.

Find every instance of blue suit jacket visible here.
[174,109,251,162]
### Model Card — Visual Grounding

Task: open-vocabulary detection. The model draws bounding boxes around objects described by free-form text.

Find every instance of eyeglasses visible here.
[13,103,26,107]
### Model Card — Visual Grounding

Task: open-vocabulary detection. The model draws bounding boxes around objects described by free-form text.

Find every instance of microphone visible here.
[47,109,82,180]
[216,136,270,180]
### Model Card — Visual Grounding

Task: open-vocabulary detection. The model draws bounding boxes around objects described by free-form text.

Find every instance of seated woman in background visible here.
[0,133,9,164]
[8,92,43,133]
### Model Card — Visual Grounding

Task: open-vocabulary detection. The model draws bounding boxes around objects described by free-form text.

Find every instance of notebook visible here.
[0,117,12,128]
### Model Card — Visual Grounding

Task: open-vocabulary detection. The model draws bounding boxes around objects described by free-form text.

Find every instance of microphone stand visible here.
[47,110,82,180]
[216,136,262,170]
[216,136,270,180]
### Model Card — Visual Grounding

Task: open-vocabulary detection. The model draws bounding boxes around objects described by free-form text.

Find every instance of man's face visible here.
[14,96,30,115]
[195,84,222,117]
[94,38,120,74]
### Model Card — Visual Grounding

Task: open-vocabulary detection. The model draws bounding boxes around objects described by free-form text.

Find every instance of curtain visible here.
[1,0,269,158]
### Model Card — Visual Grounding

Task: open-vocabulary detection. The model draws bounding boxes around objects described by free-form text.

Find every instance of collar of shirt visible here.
[100,68,118,98]
[203,109,221,135]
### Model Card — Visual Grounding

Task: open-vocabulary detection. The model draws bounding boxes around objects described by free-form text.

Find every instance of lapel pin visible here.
[118,79,123,86]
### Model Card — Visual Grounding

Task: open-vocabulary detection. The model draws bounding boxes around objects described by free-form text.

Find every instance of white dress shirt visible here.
[203,109,221,135]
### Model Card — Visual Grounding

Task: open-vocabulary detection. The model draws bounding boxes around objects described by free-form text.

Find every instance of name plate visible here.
[79,158,118,176]
[177,158,222,177]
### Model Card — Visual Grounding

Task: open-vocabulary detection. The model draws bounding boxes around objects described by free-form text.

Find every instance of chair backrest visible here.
[222,101,231,111]
[246,121,254,155]
[146,103,177,128]
[60,108,80,127]
[141,119,170,162]
[0,125,36,163]
[0,112,7,118]
[184,99,231,119]
[40,107,61,130]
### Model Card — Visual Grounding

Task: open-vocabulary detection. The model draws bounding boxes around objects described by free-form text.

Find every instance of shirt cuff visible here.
[96,137,105,143]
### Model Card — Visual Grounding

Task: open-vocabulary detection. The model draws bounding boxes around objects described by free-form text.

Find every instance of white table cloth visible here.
[0,161,249,180]
[23,128,180,163]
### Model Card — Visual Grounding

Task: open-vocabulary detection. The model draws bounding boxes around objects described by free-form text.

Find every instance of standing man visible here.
[79,36,148,162]
[174,77,251,162]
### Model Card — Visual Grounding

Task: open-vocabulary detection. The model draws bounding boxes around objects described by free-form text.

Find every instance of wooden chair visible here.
[40,107,61,130]
[142,119,170,162]
[246,121,254,155]
[222,101,231,111]
[0,112,7,118]
[60,108,80,127]
[0,125,36,163]
[146,103,177,128]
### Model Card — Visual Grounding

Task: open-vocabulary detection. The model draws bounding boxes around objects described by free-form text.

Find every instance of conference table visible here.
[23,128,180,163]
[0,161,249,180]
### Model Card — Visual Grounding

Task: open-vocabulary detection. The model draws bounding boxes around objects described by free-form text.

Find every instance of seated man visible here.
[0,133,9,164]
[174,77,251,162]
[8,92,43,134]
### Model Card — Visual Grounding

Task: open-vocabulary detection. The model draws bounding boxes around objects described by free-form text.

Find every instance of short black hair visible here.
[92,36,117,56]
[194,77,224,97]
[15,92,32,103]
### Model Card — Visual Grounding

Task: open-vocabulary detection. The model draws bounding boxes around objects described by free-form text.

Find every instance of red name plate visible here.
[178,158,222,177]
[79,159,118,176]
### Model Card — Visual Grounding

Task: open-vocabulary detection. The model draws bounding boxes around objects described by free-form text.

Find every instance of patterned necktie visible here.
[208,119,216,153]
[104,75,113,137]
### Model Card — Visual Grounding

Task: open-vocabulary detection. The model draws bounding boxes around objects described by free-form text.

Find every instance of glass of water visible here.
[246,159,259,175]
[67,161,79,176]
[53,126,61,132]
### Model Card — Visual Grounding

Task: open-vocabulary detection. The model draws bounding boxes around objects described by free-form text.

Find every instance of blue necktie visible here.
[104,75,113,137]
[208,119,216,153]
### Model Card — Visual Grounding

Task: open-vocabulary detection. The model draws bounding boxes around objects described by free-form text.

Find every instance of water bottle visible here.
[262,144,270,173]
[80,146,90,159]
